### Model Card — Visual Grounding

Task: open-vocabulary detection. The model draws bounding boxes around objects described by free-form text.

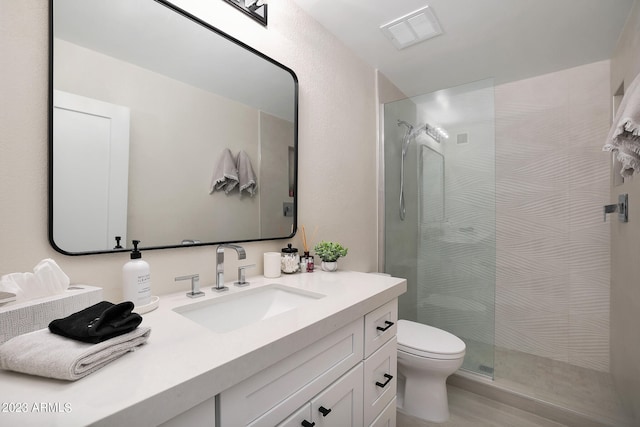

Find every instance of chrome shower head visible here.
[397,120,414,156]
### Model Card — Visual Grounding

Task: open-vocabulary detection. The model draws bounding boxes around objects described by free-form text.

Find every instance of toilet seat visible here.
[397,320,466,360]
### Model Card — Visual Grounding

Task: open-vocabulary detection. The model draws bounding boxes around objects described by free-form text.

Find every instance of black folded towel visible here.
[49,301,142,344]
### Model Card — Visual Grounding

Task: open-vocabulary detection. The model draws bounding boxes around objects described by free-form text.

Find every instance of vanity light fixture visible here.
[222,0,268,26]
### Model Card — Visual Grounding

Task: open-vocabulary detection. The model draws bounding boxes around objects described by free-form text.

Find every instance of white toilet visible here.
[396,319,466,423]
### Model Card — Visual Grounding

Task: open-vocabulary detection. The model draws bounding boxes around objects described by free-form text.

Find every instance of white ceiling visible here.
[291,0,634,97]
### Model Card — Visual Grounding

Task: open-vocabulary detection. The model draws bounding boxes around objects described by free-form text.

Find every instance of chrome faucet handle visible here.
[175,274,204,298]
[235,264,256,287]
[215,244,246,292]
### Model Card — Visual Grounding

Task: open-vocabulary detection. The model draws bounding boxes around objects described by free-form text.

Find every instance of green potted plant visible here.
[313,241,348,272]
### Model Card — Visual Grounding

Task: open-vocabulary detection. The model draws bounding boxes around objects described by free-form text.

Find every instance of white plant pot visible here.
[321,261,338,272]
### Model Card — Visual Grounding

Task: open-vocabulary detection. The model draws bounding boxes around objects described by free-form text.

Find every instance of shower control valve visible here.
[603,193,628,223]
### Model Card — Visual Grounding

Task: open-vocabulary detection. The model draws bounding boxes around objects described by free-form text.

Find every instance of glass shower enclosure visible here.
[383,80,496,377]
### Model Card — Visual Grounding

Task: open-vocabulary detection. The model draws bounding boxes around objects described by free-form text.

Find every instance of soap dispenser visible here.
[122,240,152,307]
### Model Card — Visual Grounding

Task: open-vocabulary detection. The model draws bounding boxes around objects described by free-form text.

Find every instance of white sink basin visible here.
[173,284,325,333]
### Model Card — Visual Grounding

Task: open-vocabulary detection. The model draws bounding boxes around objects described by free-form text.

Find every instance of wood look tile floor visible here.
[396,386,567,427]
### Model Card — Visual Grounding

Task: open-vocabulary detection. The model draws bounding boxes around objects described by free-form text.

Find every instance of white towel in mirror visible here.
[210,148,239,194]
[237,150,257,197]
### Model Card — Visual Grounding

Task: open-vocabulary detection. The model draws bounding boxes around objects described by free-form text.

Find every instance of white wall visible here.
[260,111,295,238]
[0,0,378,301]
[55,38,261,246]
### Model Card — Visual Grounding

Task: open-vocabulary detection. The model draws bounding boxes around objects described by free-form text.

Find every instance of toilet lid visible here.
[397,320,466,359]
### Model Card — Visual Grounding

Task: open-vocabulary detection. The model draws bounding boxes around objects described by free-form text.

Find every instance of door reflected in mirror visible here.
[49,0,298,254]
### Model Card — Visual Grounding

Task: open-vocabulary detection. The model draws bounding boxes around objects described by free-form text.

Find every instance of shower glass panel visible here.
[384,79,496,377]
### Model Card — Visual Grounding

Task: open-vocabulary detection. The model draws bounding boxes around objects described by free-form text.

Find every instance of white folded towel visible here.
[603,73,640,177]
[0,259,70,303]
[209,148,239,194]
[0,327,151,381]
[237,150,257,197]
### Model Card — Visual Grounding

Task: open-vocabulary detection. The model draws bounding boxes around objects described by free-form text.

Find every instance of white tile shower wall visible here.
[495,60,611,372]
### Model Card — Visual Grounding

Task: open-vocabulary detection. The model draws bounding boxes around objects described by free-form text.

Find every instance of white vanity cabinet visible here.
[363,299,398,427]
[159,396,216,427]
[218,318,364,426]
[278,364,364,427]
[218,298,399,427]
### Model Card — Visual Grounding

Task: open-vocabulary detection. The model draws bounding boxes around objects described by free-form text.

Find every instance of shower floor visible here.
[462,340,631,426]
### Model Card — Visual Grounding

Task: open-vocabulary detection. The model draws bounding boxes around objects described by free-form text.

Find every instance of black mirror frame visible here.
[48,0,298,256]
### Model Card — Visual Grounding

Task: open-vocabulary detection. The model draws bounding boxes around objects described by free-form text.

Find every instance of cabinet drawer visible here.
[220,318,364,427]
[364,337,397,426]
[369,397,396,427]
[277,403,311,427]
[364,299,397,358]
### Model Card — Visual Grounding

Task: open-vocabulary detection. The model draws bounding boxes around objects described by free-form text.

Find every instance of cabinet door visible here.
[363,337,397,426]
[311,364,364,427]
[278,404,313,427]
[369,397,396,427]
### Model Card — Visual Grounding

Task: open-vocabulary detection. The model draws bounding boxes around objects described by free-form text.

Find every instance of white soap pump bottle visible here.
[122,240,152,307]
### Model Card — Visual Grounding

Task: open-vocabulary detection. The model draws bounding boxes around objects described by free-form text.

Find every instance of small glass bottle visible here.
[306,253,315,272]
[299,253,308,273]
[281,243,299,274]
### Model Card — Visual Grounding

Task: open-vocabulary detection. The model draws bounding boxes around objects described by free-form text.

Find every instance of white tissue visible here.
[0,259,70,303]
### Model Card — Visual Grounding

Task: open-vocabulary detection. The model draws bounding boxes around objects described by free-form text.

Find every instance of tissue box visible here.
[0,285,102,344]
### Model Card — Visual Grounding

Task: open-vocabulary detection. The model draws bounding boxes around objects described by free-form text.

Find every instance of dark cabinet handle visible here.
[376,320,394,332]
[376,373,394,388]
[301,421,315,427]
[318,406,332,417]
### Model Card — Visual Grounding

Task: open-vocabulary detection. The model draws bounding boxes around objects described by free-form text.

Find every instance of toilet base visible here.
[396,350,464,423]
[397,372,450,422]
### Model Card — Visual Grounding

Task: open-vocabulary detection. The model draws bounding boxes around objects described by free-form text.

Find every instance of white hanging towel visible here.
[603,73,640,177]
[237,150,257,197]
[209,148,239,194]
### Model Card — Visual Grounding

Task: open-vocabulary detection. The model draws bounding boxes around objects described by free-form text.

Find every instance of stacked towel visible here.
[603,73,640,177]
[0,327,151,381]
[49,301,142,344]
[210,148,239,194]
[237,150,257,197]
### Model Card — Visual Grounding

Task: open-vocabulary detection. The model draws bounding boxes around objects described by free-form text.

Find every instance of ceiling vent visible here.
[380,6,443,50]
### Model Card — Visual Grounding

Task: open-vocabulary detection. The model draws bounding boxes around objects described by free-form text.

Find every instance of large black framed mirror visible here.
[49,0,298,255]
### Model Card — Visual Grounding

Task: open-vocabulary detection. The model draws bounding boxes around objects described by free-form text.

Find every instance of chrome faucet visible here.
[214,244,246,292]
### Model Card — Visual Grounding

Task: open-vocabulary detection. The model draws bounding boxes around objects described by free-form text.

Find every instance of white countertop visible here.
[0,270,406,426]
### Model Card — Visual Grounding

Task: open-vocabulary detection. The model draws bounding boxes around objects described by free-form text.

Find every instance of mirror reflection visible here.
[50,0,297,254]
